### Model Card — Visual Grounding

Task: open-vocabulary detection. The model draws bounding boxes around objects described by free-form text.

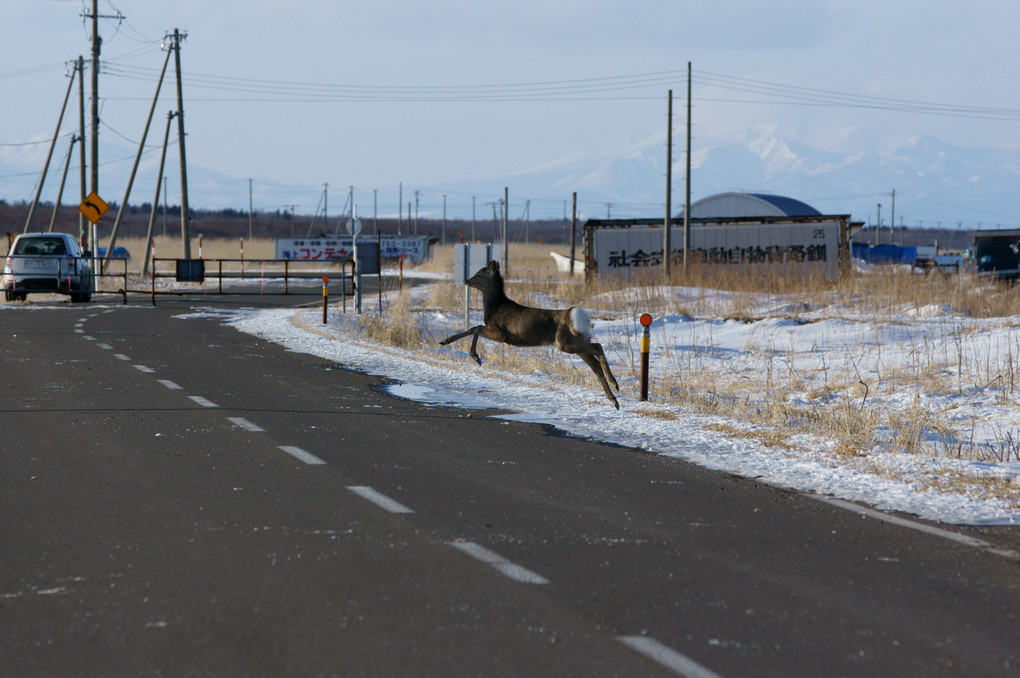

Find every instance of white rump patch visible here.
[569,307,592,339]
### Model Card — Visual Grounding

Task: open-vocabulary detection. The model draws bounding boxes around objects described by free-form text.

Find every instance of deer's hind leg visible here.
[579,351,620,409]
[589,342,619,391]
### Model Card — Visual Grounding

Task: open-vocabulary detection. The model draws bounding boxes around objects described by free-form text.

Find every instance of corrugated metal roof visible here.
[748,193,821,217]
[685,191,822,218]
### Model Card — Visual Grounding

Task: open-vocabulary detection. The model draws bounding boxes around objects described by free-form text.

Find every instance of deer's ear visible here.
[489,260,500,273]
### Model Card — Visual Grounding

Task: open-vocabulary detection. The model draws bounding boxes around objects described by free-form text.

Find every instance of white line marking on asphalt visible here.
[447,541,549,585]
[96,343,112,350]
[187,395,218,408]
[811,495,1020,560]
[157,379,182,390]
[278,445,327,465]
[81,335,95,341]
[618,636,724,678]
[347,486,414,514]
[74,328,84,333]
[113,354,130,361]
[227,417,265,433]
[133,365,155,373]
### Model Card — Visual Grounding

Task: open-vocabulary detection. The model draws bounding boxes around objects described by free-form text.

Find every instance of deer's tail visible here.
[568,307,593,340]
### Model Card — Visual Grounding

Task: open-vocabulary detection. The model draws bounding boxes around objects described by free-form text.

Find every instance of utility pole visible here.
[664,88,673,280]
[502,187,509,275]
[143,111,175,276]
[684,61,692,273]
[398,182,402,234]
[248,179,253,240]
[414,190,420,235]
[471,196,476,242]
[103,42,173,272]
[890,188,895,245]
[77,56,86,247]
[373,189,378,233]
[569,192,578,277]
[25,63,76,232]
[168,28,192,258]
[442,194,447,245]
[524,200,530,244]
[82,2,123,197]
[876,203,882,245]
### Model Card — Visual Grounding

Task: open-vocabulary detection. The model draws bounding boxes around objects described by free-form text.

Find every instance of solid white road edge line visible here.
[618,636,724,678]
[447,541,549,585]
[812,495,1020,561]
[227,417,265,433]
[278,445,327,466]
[347,486,414,514]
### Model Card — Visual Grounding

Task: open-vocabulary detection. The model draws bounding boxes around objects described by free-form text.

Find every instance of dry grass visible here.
[362,245,1020,474]
[115,235,278,262]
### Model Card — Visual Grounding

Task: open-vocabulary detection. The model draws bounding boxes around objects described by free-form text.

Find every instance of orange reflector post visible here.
[322,276,329,324]
[639,314,652,401]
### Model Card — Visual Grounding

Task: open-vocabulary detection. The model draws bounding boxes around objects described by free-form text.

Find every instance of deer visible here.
[439,260,621,409]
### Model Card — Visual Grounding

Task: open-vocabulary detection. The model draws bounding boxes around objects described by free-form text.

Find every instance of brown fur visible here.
[439,260,620,408]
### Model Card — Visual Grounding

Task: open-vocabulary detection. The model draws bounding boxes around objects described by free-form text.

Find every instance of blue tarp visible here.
[852,244,917,264]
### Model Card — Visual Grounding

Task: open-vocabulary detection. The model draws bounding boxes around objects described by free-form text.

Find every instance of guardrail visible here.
[144,257,376,308]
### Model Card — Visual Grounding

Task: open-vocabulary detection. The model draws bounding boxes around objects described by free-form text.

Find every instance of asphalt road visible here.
[2,289,1019,677]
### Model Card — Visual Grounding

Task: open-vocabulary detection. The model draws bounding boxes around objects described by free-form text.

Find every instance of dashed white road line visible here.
[133,364,155,373]
[618,636,723,678]
[447,541,549,585]
[279,445,327,466]
[811,495,1020,561]
[157,379,182,390]
[113,354,130,361]
[347,485,415,514]
[187,395,219,408]
[227,417,265,433]
[96,343,112,350]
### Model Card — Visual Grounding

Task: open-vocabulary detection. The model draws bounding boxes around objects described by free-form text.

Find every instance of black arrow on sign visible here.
[82,200,101,220]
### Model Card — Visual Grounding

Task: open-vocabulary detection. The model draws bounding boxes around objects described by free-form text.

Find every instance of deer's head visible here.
[466,260,502,293]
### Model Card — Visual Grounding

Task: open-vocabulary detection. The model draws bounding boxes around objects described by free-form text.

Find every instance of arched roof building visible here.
[685,191,821,219]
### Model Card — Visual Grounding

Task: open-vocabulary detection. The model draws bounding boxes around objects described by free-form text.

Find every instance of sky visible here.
[3,0,1019,221]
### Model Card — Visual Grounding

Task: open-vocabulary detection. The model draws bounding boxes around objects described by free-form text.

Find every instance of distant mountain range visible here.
[2,130,1016,230]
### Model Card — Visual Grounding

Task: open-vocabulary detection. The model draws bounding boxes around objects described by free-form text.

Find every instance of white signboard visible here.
[454,243,494,284]
[593,220,841,279]
[275,235,430,263]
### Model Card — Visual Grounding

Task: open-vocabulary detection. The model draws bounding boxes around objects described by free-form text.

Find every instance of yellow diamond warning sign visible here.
[78,192,109,224]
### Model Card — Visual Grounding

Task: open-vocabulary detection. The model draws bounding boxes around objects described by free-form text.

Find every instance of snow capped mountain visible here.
[2,129,1016,229]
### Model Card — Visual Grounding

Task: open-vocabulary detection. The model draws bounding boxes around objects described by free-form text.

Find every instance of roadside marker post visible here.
[322,276,329,324]
[639,313,653,401]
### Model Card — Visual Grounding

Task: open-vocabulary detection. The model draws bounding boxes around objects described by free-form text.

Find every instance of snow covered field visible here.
[214,269,1020,527]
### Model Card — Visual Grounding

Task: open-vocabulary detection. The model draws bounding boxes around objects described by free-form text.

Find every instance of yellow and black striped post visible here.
[322,276,329,324]
[639,313,652,401]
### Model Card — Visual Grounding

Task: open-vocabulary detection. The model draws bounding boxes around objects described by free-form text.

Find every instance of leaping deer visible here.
[439,260,621,408]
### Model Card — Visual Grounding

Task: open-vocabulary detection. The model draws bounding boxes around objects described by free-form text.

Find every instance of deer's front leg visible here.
[468,327,484,365]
